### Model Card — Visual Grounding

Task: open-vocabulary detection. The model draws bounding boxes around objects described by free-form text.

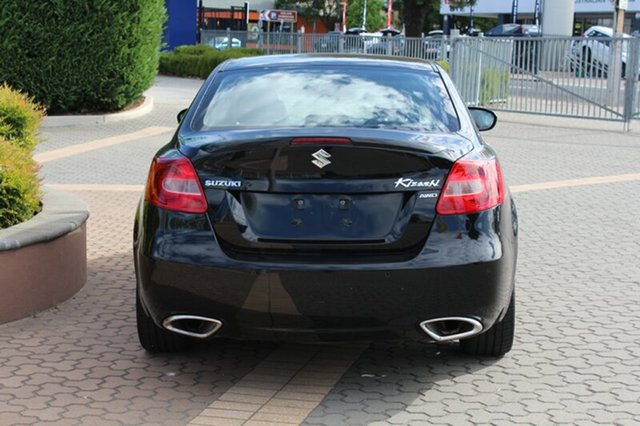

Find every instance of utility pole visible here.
[343,0,347,32]
[613,0,627,35]
[362,0,367,30]
[198,0,204,43]
[608,0,627,107]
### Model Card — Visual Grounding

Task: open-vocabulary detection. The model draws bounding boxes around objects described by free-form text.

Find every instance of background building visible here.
[440,0,640,35]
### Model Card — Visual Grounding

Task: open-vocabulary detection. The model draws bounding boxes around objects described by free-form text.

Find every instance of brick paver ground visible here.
[1,76,639,425]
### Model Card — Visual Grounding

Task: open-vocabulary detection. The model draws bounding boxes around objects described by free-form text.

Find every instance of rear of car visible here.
[313,32,341,52]
[134,56,517,356]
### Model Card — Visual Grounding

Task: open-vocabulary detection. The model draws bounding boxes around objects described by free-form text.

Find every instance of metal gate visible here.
[449,36,640,127]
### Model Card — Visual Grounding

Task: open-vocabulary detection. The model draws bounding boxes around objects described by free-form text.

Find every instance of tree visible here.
[401,0,431,37]
[276,0,341,31]
[401,0,477,37]
[346,0,385,32]
[448,0,478,11]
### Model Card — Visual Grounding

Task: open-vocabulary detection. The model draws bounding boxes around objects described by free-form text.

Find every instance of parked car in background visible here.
[313,31,342,52]
[313,29,369,53]
[484,24,541,73]
[570,26,636,78]
[134,54,518,357]
[423,29,448,60]
[208,37,242,50]
[485,24,540,37]
[365,28,405,55]
[345,27,367,35]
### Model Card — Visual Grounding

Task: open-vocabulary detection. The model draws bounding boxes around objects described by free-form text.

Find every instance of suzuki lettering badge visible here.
[311,149,332,169]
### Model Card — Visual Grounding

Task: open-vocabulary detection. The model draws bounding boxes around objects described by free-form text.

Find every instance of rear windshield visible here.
[192,66,460,133]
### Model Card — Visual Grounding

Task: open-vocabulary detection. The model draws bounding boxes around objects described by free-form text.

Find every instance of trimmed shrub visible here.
[0,84,44,151]
[437,60,450,74]
[479,68,509,105]
[174,45,218,56]
[0,1,166,114]
[160,46,263,79]
[0,85,43,229]
[0,140,41,229]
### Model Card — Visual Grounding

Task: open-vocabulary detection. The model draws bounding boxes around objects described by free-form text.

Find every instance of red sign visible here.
[262,9,297,23]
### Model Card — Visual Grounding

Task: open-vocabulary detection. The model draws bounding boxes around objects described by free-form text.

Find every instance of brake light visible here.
[145,154,207,214]
[436,155,505,215]
[291,137,352,145]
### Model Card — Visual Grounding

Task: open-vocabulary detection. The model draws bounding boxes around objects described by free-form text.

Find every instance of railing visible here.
[201,29,640,127]
[451,36,640,126]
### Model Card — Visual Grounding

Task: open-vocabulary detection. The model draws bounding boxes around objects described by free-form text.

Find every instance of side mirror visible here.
[468,107,497,131]
[177,108,188,124]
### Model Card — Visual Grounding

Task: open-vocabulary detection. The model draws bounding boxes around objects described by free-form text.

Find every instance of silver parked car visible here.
[571,26,637,78]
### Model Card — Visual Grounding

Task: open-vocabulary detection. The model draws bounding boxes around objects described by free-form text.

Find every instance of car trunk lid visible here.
[181,128,472,262]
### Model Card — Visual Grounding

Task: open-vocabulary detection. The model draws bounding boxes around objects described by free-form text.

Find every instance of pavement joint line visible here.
[45,184,145,192]
[33,126,173,163]
[44,173,640,195]
[187,343,367,426]
[509,173,640,193]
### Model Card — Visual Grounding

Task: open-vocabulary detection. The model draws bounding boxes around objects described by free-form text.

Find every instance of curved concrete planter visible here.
[0,188,89,324]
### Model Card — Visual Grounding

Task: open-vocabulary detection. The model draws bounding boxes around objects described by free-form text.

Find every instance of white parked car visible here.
[208,37,242,50]
[571,26,637,78]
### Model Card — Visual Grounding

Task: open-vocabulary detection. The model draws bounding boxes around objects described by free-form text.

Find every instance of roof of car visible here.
[220,54,437,72]
[587,26,613,35]
[585,26,631,38]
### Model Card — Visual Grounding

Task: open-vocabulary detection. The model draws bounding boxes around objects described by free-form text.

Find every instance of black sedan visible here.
[134,55,518,356]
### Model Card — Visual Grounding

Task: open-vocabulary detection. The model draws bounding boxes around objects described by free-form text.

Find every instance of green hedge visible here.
[0,0,166,114]
[160,46,263,79]
[0,85,43,229]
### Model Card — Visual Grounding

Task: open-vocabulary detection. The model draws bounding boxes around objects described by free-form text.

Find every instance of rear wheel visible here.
[581,47,593,76]
[136,290,188,353]
[459,292,515,357]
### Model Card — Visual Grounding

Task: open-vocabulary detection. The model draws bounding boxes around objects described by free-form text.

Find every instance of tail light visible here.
[145,153,207,214]
[436,154,505,215]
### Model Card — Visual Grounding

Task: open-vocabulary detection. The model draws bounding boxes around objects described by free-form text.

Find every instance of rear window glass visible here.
[192,67,459,133]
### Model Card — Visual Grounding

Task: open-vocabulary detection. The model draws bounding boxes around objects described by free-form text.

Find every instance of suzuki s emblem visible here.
[311,149,331,169]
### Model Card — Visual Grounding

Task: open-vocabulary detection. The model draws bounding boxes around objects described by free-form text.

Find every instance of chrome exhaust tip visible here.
[419,317,483,342]
[162,315,222,339]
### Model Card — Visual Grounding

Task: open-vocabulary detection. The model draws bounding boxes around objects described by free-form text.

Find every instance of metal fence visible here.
[201,29,640,127]
[450,36,640,127]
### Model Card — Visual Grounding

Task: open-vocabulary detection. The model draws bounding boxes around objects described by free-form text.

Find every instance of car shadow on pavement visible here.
[303,339,501,424]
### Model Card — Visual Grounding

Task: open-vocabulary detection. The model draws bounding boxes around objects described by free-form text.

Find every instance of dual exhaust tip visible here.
[163,315,222,339]
[163,315,482,342]
[419,317,483,342]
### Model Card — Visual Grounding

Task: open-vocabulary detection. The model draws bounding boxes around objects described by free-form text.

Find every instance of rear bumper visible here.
[136,254,514,341]
[134,196,517,342]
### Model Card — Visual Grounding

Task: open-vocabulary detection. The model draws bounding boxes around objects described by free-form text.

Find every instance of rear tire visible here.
[136,290,188,353]
[581,47,593,77]
[459,292,515,357]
